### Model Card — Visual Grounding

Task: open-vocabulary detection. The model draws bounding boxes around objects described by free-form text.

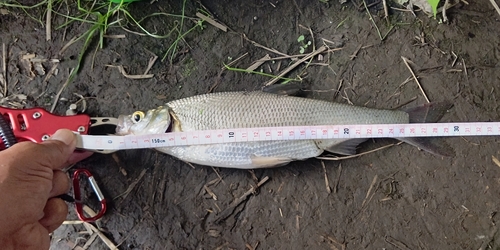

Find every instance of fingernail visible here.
[50,129,76,146]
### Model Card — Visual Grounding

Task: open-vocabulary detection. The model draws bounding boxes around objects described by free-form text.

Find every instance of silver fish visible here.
[116,91,453,169]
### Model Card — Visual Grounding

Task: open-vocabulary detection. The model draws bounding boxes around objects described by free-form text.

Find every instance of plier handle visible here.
[0,106,116,222]
[0,106,117,149]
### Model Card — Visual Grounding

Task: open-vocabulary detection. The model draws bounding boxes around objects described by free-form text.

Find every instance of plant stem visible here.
[224,64,298,82]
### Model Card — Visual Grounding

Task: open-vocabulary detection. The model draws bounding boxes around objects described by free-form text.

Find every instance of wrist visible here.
[0,224,50,250]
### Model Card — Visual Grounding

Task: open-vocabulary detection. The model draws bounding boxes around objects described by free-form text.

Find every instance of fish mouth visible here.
[115,115,131,135]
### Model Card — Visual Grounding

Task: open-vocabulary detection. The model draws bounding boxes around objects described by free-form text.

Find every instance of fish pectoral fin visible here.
[169,110,183,132]
[319,139,368,155]
[250,155,293,168]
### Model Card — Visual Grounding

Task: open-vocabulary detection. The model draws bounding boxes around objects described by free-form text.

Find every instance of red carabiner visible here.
[72,169,107,222]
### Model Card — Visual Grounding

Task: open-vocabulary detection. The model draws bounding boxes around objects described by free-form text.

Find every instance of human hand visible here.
[0,129,93,250]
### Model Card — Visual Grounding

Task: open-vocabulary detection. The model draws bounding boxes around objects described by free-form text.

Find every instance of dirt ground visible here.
[1,0,500,249]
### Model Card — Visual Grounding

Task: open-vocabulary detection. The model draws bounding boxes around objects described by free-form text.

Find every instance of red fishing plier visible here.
[0,106,118,222]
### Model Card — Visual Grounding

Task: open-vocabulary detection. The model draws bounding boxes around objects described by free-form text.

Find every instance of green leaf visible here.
[427,0,440,17]
[297,35,305,43]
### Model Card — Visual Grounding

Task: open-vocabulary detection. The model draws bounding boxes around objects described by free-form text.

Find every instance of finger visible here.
[39,198,68,233]
[49,170,71,197]
[3,129,79,172]
[68,150,94,164]
[48,129,77,148]
[34,129,77,170]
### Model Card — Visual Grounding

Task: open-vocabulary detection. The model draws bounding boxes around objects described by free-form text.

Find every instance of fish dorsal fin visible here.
[404,101,453,123]
[261,82,309,97]
[169,110,183,132]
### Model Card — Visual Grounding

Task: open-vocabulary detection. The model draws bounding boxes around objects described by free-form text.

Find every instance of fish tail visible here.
[399,101,455,157]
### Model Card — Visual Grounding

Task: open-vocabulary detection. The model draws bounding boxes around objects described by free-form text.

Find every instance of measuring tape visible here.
[76,122,499,151]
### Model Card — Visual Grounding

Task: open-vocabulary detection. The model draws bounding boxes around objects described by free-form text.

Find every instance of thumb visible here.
[35,129,77,170]
[48,129,77,147]
[50,129,94,164]
[1,129,76,172]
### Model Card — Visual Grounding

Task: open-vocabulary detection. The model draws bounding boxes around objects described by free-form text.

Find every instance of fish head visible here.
[116,106,171,135]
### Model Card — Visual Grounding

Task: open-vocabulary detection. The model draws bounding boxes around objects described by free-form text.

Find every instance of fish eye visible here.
[132,111,145,123]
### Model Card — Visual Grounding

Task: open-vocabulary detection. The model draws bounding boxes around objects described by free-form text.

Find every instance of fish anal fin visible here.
[250,155,293,168]
[317,139,368,155]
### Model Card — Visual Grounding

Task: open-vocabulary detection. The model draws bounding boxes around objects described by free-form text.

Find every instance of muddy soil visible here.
[1,0,500,249]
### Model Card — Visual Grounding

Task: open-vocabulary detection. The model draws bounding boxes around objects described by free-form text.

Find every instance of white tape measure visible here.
[76,122,499,151]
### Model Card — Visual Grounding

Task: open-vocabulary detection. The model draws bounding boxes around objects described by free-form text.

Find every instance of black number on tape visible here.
[152,138,166,144]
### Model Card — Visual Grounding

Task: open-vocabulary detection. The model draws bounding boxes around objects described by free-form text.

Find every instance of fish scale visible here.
[165,140,322,168]
[167,91,409,131]
[116,91,449,169]
[161,92,406,168]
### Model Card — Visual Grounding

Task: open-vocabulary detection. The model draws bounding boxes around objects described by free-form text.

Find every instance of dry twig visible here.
[83,222,118,249]
[316,142,403,161]
[216,176,270,222]
[204,185,218,200]
[143,55,158,75]
[102,34,126,39]
[46,0,52,41]
[462,58,468,79]
[401,56,430,103]
[489,0,500,17]
[196,12,228,32]
[106,65,154,79]
[361,175,378,208]
[59,36,79,55]
[82,233,99,250]
[442,0,449,22]
[50,68,74,113]
[349,44,363,60]
[321,161,331,193]
[62,220,84,225]
[209,52,249,93]
[243,34,290,57]
[333,163,342,193]
[385,236,412,250]
[382,0,389,23]
[211,166,224,184]
[264,45,327,86]
[1,43,6,97]
[492,155,500,168]
[115,168,147,202]
[246,54,270,72]
[43,62,59,84]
